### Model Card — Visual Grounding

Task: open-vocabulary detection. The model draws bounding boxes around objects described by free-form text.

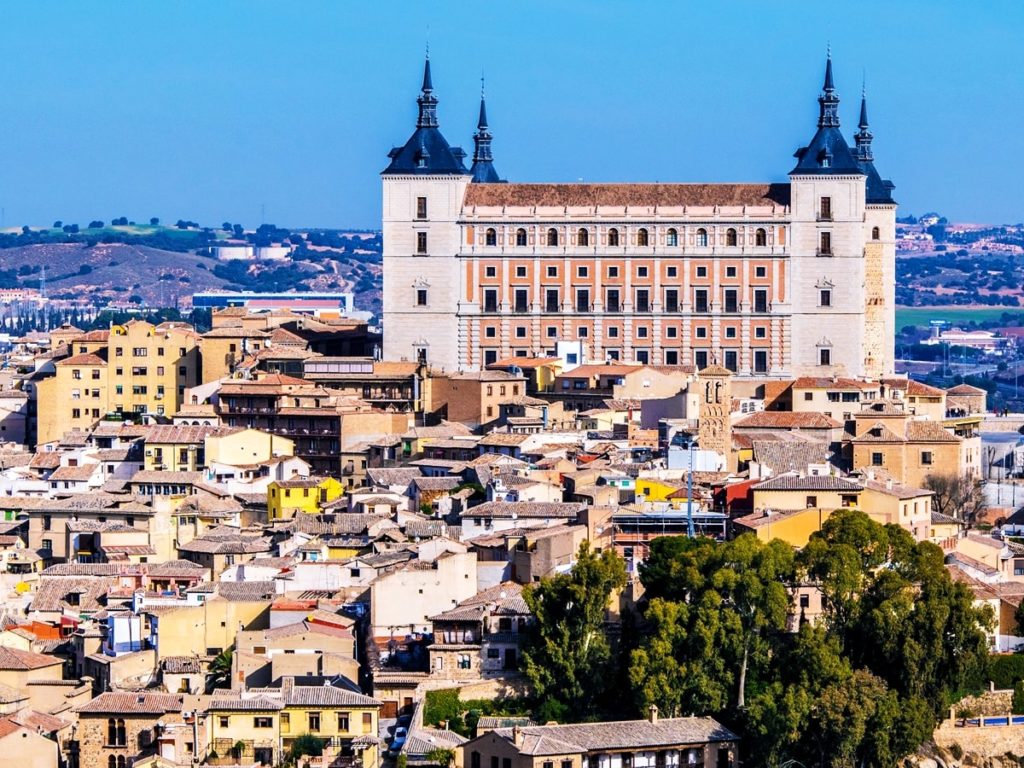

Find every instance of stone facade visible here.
[382,57,895,380]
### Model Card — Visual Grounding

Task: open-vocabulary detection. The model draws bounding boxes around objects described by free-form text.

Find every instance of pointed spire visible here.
[477,76,489,130]
[415,53,438,129]
[817,48,840,129]
[854,80,874,162]
[471,75,500,183]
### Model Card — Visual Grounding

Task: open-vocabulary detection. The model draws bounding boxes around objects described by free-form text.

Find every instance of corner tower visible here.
[381,57,472,369]
[470,81,502,184]
[855,86,897,378]
[788,53,869,377]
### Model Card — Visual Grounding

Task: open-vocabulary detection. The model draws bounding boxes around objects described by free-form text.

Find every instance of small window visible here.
[485,327,497,338]
[665,349,679,365]
[637,227,649,246]
[820,196,832,220]
[819,231,832,255]
[546,228,559,246]
[637,326,649,339]
[577,265,589,278]
[872,452,884,466]
[485,228,497,246]
[607,265,619,278]
[753,349,768,373]
[516,228,527,246]
[416,196,427,219]
[416,231,428,254]
[577,228,589,246]
[696,265,708,278]
[515,265,527,278]
[515,326,527,339]
[755,326,767,339]
[546,326,558,338]
[695,326,707,339]
[755,228,767,246]
[607,326,619,338]
[416,289,428,307]
[806,495,818,508]
[666,265,677,278]
[666,326,677,339]
[726,228,737,246]
[820,289,831,307]
[872,226,880,240]
[485,265,496,277]
[819,347,832,366]
[755,265,767,278]
[547,265,558,278]
[577,326,589,338]
[725,327,737,339]
[696,228,708,247]
[667,228,678,246]
[608,228,620,246]
[725,265,737,278]
[637,265,649,278]
[724,349,738,372]
[921,451,933,465]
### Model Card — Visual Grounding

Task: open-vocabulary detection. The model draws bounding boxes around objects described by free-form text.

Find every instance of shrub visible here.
[1014,681,1024,715]
[989,654,1024,689]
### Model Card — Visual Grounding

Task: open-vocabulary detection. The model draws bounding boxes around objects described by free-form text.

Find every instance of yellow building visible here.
[635,477,687,505]
[267,476,344,519]
[208,678,381,768]
[206,427,294,466]
[199,326,271,383]
[36,320,201,444]
[145,594,271,660]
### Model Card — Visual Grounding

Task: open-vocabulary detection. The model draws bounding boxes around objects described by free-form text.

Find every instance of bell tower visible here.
[697,365,732,461]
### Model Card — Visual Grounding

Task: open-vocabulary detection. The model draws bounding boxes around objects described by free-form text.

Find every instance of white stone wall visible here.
[382,174,471,371]
[789,175,869,377]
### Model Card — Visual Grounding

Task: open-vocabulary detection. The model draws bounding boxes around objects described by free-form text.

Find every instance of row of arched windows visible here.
[482,226,770,248]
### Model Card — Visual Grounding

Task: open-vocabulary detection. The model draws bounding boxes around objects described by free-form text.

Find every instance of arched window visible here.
[108,718,117,745]
[755,228,767,247]
[577,228,589,246]
[726,228,738,247]
[118,758,127,768]
[666,228,678,247]
[109,757,117,768]
[872,226,880,240]
[637,228,649,247]
[608,228,620,247]
[546,228,559,246]
[516,228,527,246]
[696,228,708,247]
[485,228,497,247]
[116,719,126,746]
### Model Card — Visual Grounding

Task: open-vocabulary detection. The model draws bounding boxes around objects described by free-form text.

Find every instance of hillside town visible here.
[0,34,1019,768]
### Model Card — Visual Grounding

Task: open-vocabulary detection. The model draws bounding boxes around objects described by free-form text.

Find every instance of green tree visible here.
[289,733,324,760]
[521,541,626,721]
[205,648,232,692]
[425,748,456,768]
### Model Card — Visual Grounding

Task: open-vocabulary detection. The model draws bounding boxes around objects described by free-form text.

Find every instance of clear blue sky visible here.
[0,1,1021,229]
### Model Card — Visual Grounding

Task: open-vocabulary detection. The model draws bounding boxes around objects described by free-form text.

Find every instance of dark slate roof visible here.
[383,59,469,177]
[859,158,895,205]
[791,126,863,176]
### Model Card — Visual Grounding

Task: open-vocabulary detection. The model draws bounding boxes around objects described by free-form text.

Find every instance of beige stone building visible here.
[36,320,201,445]
[383,56,895,379]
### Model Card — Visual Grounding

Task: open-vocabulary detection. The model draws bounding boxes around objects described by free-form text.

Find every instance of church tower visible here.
[381,57,472,368]
[697,365,732,461]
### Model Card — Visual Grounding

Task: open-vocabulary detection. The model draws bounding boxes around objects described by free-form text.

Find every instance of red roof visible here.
[733,411,841,430]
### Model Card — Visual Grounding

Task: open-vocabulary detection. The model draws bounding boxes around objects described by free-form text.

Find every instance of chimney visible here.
[512,725,523,746]
[648,704,659,724]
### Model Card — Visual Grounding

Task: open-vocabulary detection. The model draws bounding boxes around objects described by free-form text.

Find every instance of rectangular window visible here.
[514,288,529,313]
[132,347,147,357]
[484,326,497,338]
[694,288,709,313]
[637,326,649,339]
[577,326,589,338]
[416,289,428,306]
[485,266,496,278]
[666,326,677,339]
[484,289,498,313]
[806,495,818,508]
[577,265,588,278]
[484,349,498,365]
[416,231,428,254]
[724,350,738,372]
[665,288,679,313]
[665,349,679,365]
[607,326,619,338]
[515,326,527,338]
[921,451,933,465]
[254,717,272,728]
[337,713,350,731]
[416,196,427,219]
[308,712,320,732]
[606,288,620,313]
[754,289,768,313]
[576,289,590,313]
[724,288,738,313]
[696,265,708,278]
[755,265,767,278]
[819,231,832,255]
[820,196,832,220]
[547,265,557,278]
[635,349,649,364]
[635,288,650,313]
[725,326,737,339]
[219,716,229,728]
[755,326,767,339]
[753,349,768,373]
[819,347,832,365]
[725,265,737,278]
[667,265,678,278]
[545,289,559,313]
[695,326,707,339]
[515,265,527,278]
[695,350,709,369]
[872,452,884,466]
[607,265,619,278]
[820,289,832,307]
[637,265,649,278]
[546,326,558,338]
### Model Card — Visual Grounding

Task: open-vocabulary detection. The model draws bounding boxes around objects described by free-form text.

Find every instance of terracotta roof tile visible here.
[463,182,790,209]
